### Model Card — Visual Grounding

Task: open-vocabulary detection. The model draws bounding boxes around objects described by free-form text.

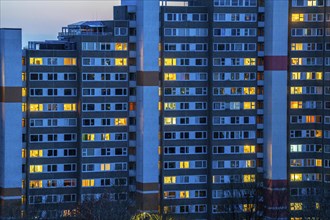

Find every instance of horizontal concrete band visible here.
[0,86,22,102]
[136,192,159,211]
[0,187,21,197]
[137,71,159,86]
[264,56,288,71]
[136,182,159,191]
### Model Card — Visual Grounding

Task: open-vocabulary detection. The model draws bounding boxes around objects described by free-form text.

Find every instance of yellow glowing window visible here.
[244,58,256,66]
[290,173,302,181]
[246,160,254,168]
[22,118,26,127]
[30,104,43,112]
[291,72,301,79]
[244,145,255,153]
[102,133,110,141]
[82,179,95,187]
[22,88,26,97]
[291,43,303,51]
[243,204,255,212]
[115,58,127,66]
[164,117,176,125]
[115,118,127,126]
[243,174,255,183]
[22,103,27,112]
[30,165,43,173]
[315,130,322,138]
[29,180,42,189]
[243,102,255,110]
[158,43,162,51]
[292,14,304,22]
[290,87,302,94]
[180,191,189,198]
[158,146,161,155]
[64,104,76,111]
[164,58,177,66]
[30,58,43,65]
[115,43,127,51]
[83,134,95,141]
[291,58,302,65]
[180,161,189,168]
[290,203,303,211]
[315,72,322,80]
[64,58,77,65]
[164,103,176,110]
[243,87,255,95]
[158,102,162,111]
[165,73,176,81]
[22,149,26,158]
[22,72,26,81]
[307,0,316,6]
[30,150,43,158]
[316,159,322,167]
[164,176,176,184]
[316,202,320,210]
[290,101,302,109]
[101,163,111,171]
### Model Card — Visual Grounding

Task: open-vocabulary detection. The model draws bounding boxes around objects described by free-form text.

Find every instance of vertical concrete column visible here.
[0,29,22,217]
[263,1,289,219]
[133,0,160,212]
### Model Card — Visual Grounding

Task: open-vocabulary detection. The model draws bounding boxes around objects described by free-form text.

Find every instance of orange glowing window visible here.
[129,102,136,111]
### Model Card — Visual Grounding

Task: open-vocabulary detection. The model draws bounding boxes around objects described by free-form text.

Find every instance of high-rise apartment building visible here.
[1,0,330,219]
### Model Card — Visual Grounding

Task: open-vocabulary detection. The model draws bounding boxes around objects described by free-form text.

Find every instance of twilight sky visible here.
[0,0,120,47]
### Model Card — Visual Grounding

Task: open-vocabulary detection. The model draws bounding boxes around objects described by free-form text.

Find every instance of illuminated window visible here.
[315,130,322,138]
[115,58,127,66]
[101,163,111,171]
[164,103,176,110]
[22,88,26,97]
[64,58,77,65]
[180,191,189,198]
[129,102,136,111]
[292,14,304,22]
[83,134,95,141]
[30,104,43,112]
[30,58,43,65]
[82,179,95,187]
[243,174,255,183]
[164,58,177,66]
[102,133,110,141]
[30,165,43,173]
[291,58,302,65]
[22,72,26,81]
[244,58,256,66]
[164,176,176,184]
[22,118,26,127]
[291,43,303,51]
[159,102,162,111]
[316,159,322,167]
[307,0,317,6]
[244,145,255,153]
[22,103,27,112]
[22,149,26,158]
[290,173,302,181]
[243,87,255,95]
[64,104,76,111]
[115,118,127,126]
[30,150,43,158]
[291,72,301,79]
[316,202,320,210]
[290,101,302,109]
[115,43,127,51]
[290,202,302,211]
[164,117,176,125]
[30,180,42,189]
[290,87,302,94]
[243,204,255,212]
[180,161,189,168]
[315,72,322,79]
[165,73,176,80]
[243,102,255,110]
